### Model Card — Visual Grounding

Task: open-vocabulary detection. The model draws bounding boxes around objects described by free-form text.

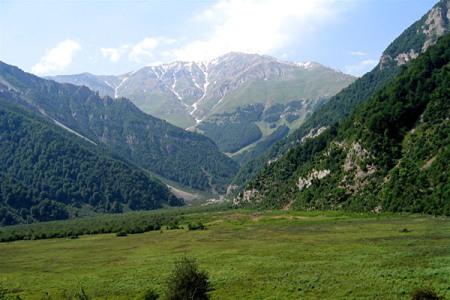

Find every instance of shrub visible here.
[187,222,206,231]
[164,256,210,300]
[74,289,90,300]
[411,288,442,300]
[61,288,91,300]
[142,288,159,300]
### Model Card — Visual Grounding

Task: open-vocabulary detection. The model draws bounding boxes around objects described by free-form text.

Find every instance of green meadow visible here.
[0,211,449,299]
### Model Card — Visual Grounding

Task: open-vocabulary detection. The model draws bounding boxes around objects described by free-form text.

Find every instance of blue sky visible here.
[0,0,437,77]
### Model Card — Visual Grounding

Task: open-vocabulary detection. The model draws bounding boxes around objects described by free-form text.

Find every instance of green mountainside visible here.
[195,97,326,162]
[230,0,450,193]
[49,54,355,157]
[0,90,182,225]
[0,62,239,193]
[234,33,450,215]
[191,58,354,160]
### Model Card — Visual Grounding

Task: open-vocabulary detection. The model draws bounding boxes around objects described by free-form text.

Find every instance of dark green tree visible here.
[142,288,159,300]
[411,288,443,300]
[164,256,210,300]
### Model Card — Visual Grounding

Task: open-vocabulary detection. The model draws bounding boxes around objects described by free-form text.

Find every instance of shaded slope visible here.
[0,90,181,225]
[0,62,239,193]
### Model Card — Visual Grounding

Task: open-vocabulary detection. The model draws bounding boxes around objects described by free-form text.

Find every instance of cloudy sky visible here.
[0,0,437,77]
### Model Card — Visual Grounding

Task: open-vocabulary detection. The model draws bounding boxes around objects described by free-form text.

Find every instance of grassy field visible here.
[0,211,449,299]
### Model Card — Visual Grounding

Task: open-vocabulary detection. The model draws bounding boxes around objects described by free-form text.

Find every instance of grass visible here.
[0,211,449,299]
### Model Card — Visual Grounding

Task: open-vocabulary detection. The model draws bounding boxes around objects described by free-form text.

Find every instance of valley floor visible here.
[0,211,449,299]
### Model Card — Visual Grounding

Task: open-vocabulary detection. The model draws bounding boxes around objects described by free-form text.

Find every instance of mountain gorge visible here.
[49,53,355,159]
[234,31,450,215]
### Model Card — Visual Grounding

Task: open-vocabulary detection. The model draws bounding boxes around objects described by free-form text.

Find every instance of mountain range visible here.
[0,0,448,225]
[233,0,450,215]
[234,32,450,215]
[230,0,450,193]
[0,61,242,224]
[48,54,355,159]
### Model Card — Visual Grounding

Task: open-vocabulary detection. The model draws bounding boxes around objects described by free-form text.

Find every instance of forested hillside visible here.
[0,93,182,225]
[0,62,239,192]
[235,34,450,215]
[230,0,450,193]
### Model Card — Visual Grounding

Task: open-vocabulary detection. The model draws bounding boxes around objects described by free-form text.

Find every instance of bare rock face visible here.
[380,0,449,68]
[233,188,260,206]
[297,169,331,191]
[395,49,419,65]
[423,0,450,51]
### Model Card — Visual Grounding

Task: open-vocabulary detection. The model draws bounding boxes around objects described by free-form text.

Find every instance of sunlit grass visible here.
[0,211,448,299]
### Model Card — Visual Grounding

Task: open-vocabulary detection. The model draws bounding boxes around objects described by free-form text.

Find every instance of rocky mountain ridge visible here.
[380,0,449,67]
[49,52,355,129]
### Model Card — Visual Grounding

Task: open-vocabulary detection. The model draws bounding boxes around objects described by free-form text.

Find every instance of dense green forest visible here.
[236,34,450,216]
[231,56,400,192]
[0,61,239,193]
[230,2,449,193]
[198,104,264,153]
[233,125,290,165]
[197,100,313,159]
[0,205,212,242]
[0,94,182,225]
[199,121,263,153]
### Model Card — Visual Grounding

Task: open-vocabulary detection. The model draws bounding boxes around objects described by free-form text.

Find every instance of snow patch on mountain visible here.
[187,61,212,123]
[171,73,182,101]
[295,61,313,69]
[104,77,129,99]
[191,103,202,123]
[151,66,162,79]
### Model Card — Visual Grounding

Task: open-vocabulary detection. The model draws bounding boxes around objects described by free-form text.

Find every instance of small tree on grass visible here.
[411,288,442,300]
[165,256,210,300]
[142,288,159,300]
[72,287,91,300]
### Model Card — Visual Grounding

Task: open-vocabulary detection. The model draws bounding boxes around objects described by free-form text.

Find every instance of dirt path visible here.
[167,185,199,201]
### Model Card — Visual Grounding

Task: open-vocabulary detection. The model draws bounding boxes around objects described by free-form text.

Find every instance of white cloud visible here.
[350,51,367,56]
[31,39,81,75]
[101,37,174,64]
[101,45,130,63]
[170,0,350,62]
[129,38,159,63]
[96,0,353,67]
[344,59,378,76]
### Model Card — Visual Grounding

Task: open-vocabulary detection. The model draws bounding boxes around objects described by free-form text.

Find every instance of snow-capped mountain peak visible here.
[47,52,355,129]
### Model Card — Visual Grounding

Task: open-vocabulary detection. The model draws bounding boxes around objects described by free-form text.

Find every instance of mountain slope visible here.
[49,53,355,157]
[49,53,354,127]
[234,33,450,215]
[0,62,239,193]
[0,88,182,226]
[230,0,450,192]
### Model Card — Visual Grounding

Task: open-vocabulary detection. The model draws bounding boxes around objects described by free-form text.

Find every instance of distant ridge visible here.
[48,53,355,157]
